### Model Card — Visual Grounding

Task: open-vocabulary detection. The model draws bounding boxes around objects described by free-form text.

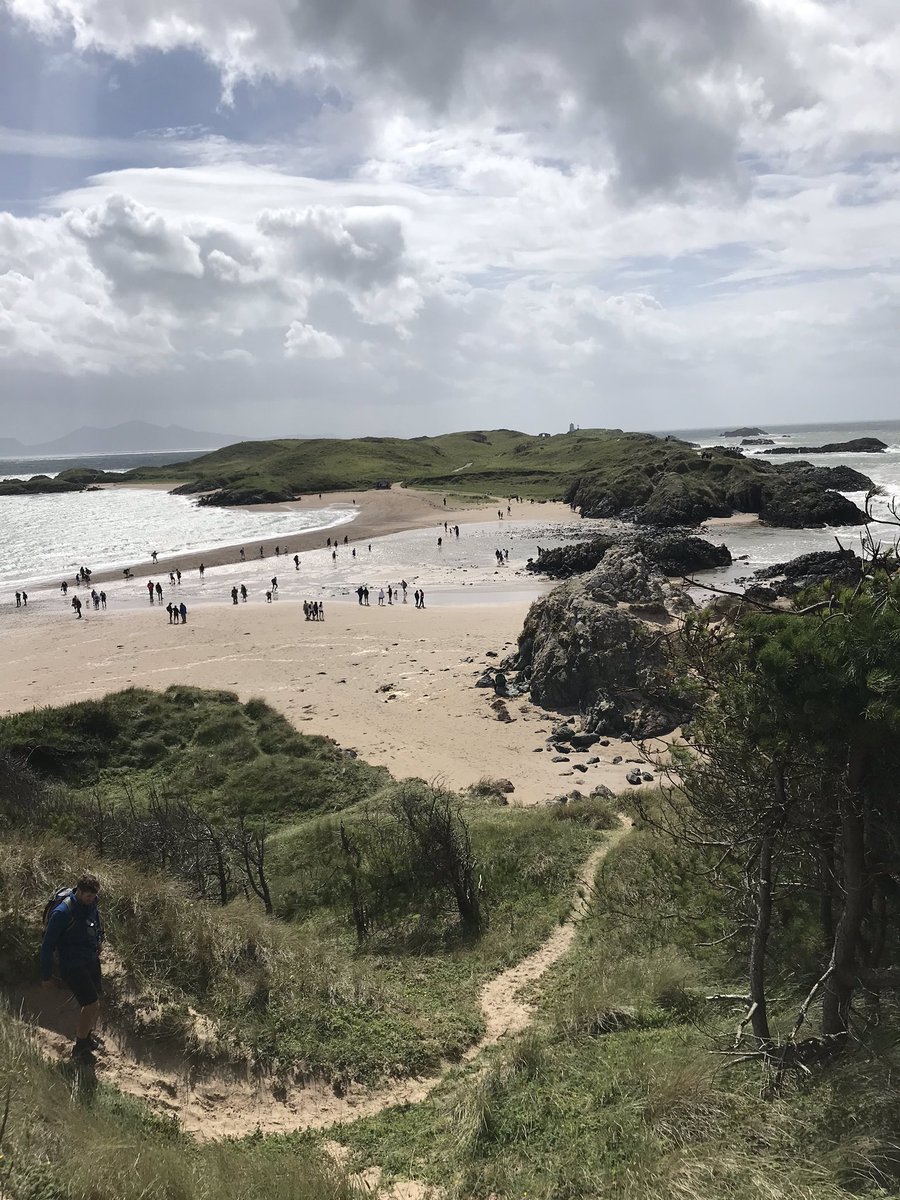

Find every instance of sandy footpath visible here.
[0,597,650,805]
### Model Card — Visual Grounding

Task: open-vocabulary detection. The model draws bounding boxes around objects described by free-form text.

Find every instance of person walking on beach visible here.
[155,582,163,603]
[169,571,176,586]
[166,602,174,623]
[294,555,300,570]
[303,601,309,620]
[388,585,394,604]
[40,873,104,1064]
[240,547,245,561]
[363,586,369,606]
[72,596,82,618]
[401,580,408,602]
[332,550,337,562]
[319,601,324,621]
[199,563,205,579]
[378,588,385,606]
[266,591,272,603]
[91,590,99,609]
[100,592,106,609]
[15,592,21,608]
[151,551,158,564]
[259,546,264,558]
[275,545,280,557]
[240,584,248,602]
[61,581,68,595]
[147,580,155,602]
[357,586,364,605]
[413,589,420,608]
[21,591,27,607]
[418,589,426,609]
[437,536,442,548]
[271,576,278,594]
[179,602,187,624]
[176,569,182,584]
[231,587,239,605]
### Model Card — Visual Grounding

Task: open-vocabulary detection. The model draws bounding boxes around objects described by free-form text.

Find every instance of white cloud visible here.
[284,320,343,359]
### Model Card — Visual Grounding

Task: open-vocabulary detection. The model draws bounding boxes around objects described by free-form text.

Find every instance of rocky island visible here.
[764,437,887,455]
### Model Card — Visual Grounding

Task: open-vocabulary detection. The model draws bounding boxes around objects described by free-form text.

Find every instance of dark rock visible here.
[586,756,600,764]
[485,650,499,658]
[377,683,395,692]
[721,427,768,437]
[495,779,516,793]
[493,671,508,696]
[780,462,874,492]
[590,784,615,799]
[551,755,570,763]
[626,770,643,785]
[758,479,867,528]
[569,732,599,749]
[642,773,655,782]
[754,548,866,597]
[612,756,623,765]
[743,584,778,603]
[764,437,887,455]
[572,763,588,773]
[475,672,495,688]
[533,747,544,752]
[741,437,774,445]
[599,738,610,746]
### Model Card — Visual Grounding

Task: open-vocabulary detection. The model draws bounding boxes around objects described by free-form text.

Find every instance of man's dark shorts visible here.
[60,961,102,1006]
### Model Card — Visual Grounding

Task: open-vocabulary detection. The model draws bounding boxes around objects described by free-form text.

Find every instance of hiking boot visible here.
[71,1038,96,1065]
[87,1033,106,1052]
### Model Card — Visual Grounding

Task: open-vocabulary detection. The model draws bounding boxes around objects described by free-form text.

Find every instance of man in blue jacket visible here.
[40,874,104,1063]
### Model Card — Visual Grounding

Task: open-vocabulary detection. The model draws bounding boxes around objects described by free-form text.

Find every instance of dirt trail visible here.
[23,819,630,1143]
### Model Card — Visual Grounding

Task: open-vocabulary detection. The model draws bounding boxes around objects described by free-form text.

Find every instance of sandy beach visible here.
[1,596,650,806]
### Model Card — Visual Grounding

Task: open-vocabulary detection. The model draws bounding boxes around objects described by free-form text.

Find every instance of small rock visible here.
[626,770,643,785]
[533,747,544,753]
[485,650,499,658]
[559,770,574,776]
[586,756,600,764]
[642,772,655,782]
[612,755,623,765]
[551,755,570,763]
[599,739,610,747]
[377,683,395,693]
[475,672,495,688]
[572,763,588,773]
[590,785,615,800]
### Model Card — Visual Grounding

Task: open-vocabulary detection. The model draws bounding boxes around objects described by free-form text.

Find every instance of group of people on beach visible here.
[303,600,324,621]
[166,601,188,624]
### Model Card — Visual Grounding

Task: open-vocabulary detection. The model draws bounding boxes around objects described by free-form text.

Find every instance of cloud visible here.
[284,320,343,359]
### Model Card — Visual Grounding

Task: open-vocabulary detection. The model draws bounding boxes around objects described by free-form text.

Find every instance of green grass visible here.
[328,801,900,1199]
[0,685,607,1084]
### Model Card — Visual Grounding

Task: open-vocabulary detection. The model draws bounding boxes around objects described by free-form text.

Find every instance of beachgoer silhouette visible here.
[357,587,364,606]
[240,584,248,601]
[332,550,337,562]
[444,522,448,531]
[504,549,509,561]
[147,581,154,602]
[199,563,205,579]
[166,602,174,623]
[155,582,163,602]
[266,591,272,603]
[21,591,27,606]
[60,581,68,595]
[100,591,106,609]
[401,580,408,602]
[507,505,511,515]
[303,601,309,620]
[454,525,459,537]
[327,538,332,547]
[275,545,280,557]
[443,497,446,506]
[294,555,300,570]
[378,588,385,606]
[231,587,239,605]
[414,589,420,607]
[91,590,99,609]
[419,589,426,609]
[169,572,175,586]
[352,548,356,557]
[176,569,181,584]
[151,551,158,563]
[363,587,369,606]
[15,592,20,608]
[438,537,442,547]
[271,577,278,593]
[72,596,82,618]
[259,546,264,558]
[179,602,187,624]
[343,535,348,545]
[388,586,393,604]
[240,547,245,560]
[319,601,325,621]
[368,544,371,552]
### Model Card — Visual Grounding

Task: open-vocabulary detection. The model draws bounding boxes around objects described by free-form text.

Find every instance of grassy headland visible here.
[124,429,870,527]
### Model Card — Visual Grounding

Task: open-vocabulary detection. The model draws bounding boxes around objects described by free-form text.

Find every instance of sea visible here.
[2,422,900,601]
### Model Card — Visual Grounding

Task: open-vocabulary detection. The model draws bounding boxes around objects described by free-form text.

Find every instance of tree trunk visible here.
[748,833,773,1043]
[821,748,868,1037]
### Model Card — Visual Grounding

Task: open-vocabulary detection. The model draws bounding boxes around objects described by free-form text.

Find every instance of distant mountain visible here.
[8,421,235,456]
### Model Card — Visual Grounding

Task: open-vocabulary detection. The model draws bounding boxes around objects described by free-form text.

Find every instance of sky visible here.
[0,0,899,443]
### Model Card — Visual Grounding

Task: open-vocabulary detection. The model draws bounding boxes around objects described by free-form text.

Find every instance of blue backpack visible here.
[41,886,76,932]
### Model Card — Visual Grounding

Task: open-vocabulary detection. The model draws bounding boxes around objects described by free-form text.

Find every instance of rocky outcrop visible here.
[750,548,865,597]
[741,437,774,445]
[779,462,875,492]
[721,427,768,437]
[567,445,868,530]
[511,567,691,738]
[527,531,731,580]
[757,480,867,528]
[764,438,887,455]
